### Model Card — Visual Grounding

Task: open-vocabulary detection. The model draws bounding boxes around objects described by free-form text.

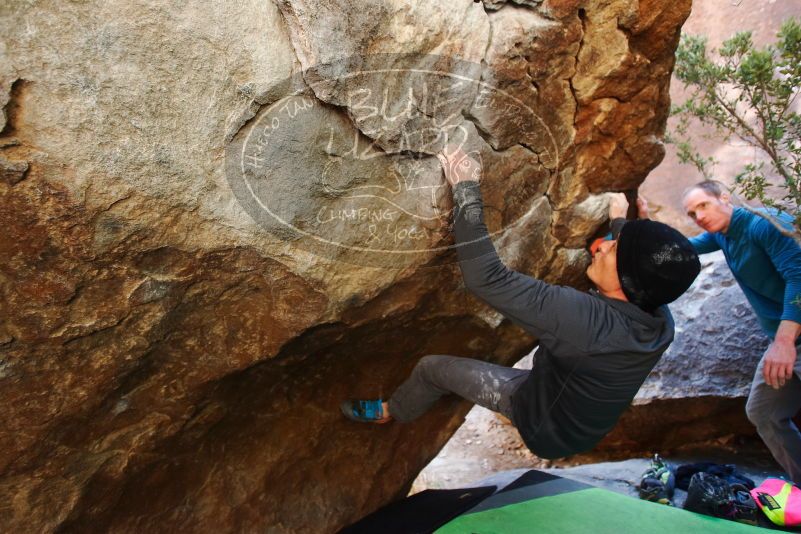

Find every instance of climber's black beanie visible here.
[615,220,701,311]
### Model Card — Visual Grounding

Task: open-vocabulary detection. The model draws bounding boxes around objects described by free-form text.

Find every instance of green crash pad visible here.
[437,486,763,533]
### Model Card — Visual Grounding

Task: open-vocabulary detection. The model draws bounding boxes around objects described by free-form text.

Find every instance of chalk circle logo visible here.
[225,54,559,268]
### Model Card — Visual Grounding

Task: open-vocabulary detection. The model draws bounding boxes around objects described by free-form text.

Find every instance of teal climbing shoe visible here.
[340,399,391,423]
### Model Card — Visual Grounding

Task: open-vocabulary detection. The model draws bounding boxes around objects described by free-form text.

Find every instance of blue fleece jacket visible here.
[689,207,801,337]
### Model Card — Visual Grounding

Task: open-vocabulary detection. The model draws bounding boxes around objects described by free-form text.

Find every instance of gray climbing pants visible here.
[745,344,801,485]
[388,355,528,423]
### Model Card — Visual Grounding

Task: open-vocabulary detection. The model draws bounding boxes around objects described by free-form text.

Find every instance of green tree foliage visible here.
[669,18,801,244]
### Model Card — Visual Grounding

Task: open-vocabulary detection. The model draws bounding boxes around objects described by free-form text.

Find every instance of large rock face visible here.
[0,0,690,531]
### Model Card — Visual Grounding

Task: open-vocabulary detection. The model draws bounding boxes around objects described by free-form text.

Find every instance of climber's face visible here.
[587,239,623,295]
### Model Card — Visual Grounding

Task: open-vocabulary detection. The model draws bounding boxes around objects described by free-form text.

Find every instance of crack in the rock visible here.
[1,79,32,186]
[567,8,586,119]
[480,0,493,68]
[223,1,317,144]
[481,0,547,14]
[1,79,28,139]
[537,7,600,260]
[61,312,131,347]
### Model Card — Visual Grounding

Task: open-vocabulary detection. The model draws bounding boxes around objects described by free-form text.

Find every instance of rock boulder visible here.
[0,0,689,531]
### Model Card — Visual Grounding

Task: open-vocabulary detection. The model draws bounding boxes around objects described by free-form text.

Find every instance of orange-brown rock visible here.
[0,0,690,531]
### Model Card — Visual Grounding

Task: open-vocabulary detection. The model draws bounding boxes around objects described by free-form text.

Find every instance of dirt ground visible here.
[411,405,540,493]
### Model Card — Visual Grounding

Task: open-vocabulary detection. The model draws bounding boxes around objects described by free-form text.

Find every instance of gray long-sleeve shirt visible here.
[452,181,675,458]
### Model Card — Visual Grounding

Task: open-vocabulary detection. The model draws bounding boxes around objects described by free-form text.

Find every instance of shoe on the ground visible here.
[340,399,391,423]
[638,454,675,505]
[639,477,672,505]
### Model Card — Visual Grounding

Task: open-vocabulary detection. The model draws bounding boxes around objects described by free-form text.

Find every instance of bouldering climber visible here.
[342,145,701,460]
